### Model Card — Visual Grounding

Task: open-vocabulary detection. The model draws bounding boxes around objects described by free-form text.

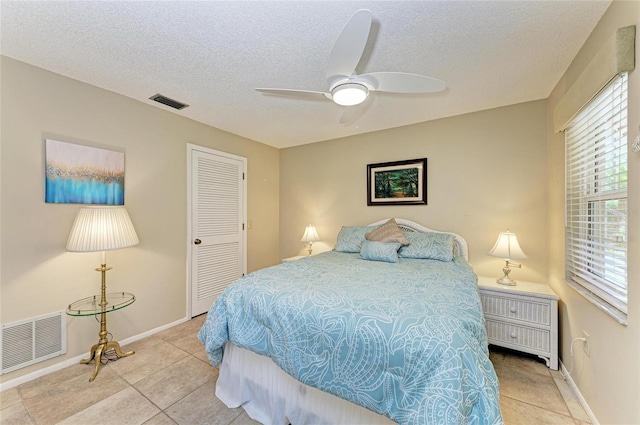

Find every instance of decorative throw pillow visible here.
[334,226,377,253]
[360,240,401,263]
[398,232,455,261]
[365,218,410,246]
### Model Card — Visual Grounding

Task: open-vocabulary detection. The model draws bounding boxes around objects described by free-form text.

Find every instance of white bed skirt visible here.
[216,342,396,425]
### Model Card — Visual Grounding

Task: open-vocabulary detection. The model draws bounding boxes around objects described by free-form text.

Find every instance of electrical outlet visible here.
[583,331,590,357]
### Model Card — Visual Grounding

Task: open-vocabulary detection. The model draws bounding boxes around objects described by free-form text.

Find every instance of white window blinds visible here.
[565,73,628,321]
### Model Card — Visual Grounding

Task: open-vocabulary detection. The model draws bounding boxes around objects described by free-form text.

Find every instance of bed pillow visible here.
[334,226,376,253]
[365,218,410,246]
[398,232,455,261]
[360,240,401,263]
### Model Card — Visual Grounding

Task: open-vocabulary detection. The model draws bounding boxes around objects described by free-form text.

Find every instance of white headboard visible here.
[368,218,469,261]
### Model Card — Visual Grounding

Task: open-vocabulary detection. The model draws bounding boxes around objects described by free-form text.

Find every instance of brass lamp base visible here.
[81,263,135,382]
[81,338,134,382]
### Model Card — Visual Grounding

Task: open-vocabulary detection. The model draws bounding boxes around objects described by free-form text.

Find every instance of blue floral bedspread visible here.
[199,251,503,424]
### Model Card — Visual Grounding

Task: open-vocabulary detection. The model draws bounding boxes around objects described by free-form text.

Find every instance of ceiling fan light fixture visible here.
[331,83,368,106]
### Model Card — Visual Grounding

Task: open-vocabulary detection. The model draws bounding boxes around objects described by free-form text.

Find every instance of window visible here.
[565,73,628,324]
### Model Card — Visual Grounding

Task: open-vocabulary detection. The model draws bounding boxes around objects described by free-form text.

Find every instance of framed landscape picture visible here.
[367,158,427,206]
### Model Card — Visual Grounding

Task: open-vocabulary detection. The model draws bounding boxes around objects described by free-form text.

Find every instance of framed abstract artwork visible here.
[45,139,125,205]
[367,158,427,206]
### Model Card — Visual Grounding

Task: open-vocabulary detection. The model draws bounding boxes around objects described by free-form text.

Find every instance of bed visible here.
[198,218,502,425]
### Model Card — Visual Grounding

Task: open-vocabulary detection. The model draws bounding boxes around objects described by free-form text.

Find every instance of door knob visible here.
[194,238,202,245]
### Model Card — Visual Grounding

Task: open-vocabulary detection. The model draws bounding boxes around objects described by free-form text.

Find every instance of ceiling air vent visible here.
[149,94,189,110]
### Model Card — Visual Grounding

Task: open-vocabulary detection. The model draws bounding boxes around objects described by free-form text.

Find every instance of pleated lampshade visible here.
[66,206,139,252]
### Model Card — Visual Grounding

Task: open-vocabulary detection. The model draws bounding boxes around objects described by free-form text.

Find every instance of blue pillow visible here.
[360,240,401,263]
[334,226,376,253]
[398,232,455,261]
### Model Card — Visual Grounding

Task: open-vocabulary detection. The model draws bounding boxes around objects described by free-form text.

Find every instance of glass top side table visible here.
[66,292,136,381]
[66,292,135,316]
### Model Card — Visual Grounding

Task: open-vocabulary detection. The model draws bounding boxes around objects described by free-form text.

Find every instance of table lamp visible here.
[487,230,527,286]
[66,206,139,381]
[300,225,320,256]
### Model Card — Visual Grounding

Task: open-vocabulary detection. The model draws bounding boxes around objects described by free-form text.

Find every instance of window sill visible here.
[564,279,628,326]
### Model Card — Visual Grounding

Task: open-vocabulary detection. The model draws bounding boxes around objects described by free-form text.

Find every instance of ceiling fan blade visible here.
[256,88,331,100]
[361,72,446,93]
[325,9,373,83]
[340,96,373,126]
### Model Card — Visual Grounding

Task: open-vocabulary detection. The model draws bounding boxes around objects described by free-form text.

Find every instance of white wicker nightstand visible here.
[477,276,559,370]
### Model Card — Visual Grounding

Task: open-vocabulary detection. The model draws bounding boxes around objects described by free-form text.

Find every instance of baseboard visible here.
[0,316,190,392]
[559,359,599,425]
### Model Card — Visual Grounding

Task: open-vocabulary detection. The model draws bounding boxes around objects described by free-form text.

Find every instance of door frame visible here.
[186,143,247,318]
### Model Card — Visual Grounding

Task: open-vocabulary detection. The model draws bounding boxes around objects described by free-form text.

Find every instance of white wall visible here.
[546,2,640,424]
[0,56,280,384]
[279,100,548,283]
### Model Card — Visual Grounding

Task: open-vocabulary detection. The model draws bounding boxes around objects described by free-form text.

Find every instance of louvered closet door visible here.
[191,148,246,316]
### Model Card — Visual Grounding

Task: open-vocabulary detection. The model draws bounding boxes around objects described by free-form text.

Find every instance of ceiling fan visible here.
[256,9,446,125]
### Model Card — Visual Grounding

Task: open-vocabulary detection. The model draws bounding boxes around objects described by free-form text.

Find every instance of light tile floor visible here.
[1,314,591,424]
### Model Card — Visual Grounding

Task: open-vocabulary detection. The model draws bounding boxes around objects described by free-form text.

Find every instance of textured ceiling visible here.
[1,1,610,148]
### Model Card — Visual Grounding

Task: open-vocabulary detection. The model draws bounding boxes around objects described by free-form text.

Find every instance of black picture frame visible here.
[367,158,427,206]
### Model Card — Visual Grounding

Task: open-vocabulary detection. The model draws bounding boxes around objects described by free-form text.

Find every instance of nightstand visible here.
[477,276,559,370]
[282,255,306,263]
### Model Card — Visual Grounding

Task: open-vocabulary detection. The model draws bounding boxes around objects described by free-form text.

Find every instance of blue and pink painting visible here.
[45,139,125,205]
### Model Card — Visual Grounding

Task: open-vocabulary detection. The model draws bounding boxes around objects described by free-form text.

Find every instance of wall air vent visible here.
[1,311,66,375]
[149,94,189,110]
